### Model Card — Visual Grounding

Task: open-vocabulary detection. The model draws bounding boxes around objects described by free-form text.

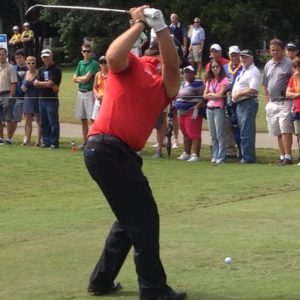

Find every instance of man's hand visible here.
[143,8,167,32]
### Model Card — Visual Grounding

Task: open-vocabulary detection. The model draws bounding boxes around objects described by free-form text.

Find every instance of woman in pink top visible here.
[204,59,228,163]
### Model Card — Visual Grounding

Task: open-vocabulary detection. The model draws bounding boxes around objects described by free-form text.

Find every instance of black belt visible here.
[79,89,92,93]
[207,106,223,110]
[0,90,10,96]
[87,134,129,148]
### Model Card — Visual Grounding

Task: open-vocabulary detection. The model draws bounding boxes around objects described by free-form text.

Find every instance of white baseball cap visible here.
[183,65,196,73]
[229,45,241,55]
[41,49,53,57]
[23,22,30,27]
[210,44,222,51]
[13,25,19,31]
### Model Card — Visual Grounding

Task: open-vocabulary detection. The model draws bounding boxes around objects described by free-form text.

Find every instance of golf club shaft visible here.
[26,4,129,16]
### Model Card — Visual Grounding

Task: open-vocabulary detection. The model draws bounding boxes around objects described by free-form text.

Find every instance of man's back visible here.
[90,53,169,151]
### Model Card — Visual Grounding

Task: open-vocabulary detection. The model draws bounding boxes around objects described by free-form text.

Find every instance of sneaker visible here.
[172,143,179,149]
[49,144,59,149]
[6,138,13,145]
[0,138,4,145]
[216,159,225,164]
[187,153,199,162]
[296,162,300,166]
[41,144,50,148]
[279,158,292,165]
[88,280,122,296]
[177,152,190,160]
[275,158,284,165]
[211,158,217,163]
[78,143,86,150]
[151,143,159,148]
[152,151,162,159]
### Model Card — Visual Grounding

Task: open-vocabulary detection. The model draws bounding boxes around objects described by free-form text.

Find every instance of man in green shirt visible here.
[73,43,99,147]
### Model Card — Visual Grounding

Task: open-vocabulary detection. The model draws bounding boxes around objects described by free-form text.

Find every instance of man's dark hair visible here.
[14,49,25,57]
[0,47,7,53]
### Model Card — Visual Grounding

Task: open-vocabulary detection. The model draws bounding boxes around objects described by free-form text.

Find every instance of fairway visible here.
[1,143,300,300]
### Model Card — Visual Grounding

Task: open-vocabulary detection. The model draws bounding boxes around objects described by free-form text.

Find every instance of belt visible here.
[79,89,92,93]
[207,106,223,110]
[191,43,201,46]
[87,134,129,148]
[0,90,10,96]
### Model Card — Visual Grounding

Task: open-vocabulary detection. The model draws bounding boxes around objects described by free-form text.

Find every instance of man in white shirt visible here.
[188,17,205,77]
[232,49,261,163]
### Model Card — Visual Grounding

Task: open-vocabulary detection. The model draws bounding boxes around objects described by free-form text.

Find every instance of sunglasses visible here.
[287,48,296,52]
[82,50,91,53]
[211,66,220,69]
[26,61,36,64]
[99,60,107,64]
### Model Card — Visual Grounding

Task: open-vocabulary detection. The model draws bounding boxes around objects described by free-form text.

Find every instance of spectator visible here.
[232,49,261,163]
[21,22,34,57]
[286,57,300,165]
[188,17,205,77]
[205,44,229,72]
[223,45,243,158]
[8,26,22,61]
[204,59,229,163]
[263,39,293,165]
[129,19,148,57]
[176,65,205,162]
[11,49,27,141]
[91,56,108,122]
[152,107,168,159]
[73,43,99,148]
[34,49,61,149]
[84,5,186,300]
[285,42,299,61]
[0,47,17,145]
[169,13,188,55]
[147,38,184,158]
[22,55,41,146]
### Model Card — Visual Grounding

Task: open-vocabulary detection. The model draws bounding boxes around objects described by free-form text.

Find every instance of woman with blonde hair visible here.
[22,56,41,146]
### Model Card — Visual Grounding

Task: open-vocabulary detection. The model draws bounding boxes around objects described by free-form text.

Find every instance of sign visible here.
[0,34,8,51]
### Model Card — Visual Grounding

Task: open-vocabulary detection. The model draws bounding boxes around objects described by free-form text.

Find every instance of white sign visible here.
[0,34,8,51]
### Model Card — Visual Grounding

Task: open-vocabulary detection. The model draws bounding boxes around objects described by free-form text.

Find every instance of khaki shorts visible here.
[265,100,293,136]
[294,120,300,135]
[188,44,203,63]
[76,91,95,120]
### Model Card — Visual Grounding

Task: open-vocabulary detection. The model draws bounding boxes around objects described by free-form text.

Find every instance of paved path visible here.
[15,122,298,149]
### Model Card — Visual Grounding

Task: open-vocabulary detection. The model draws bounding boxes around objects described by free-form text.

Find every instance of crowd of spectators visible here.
[1,16,300,165]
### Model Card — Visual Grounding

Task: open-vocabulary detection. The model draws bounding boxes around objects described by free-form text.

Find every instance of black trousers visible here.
[84,135,167,296]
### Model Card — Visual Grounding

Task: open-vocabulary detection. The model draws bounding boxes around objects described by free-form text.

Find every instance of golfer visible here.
[84,5,186,300]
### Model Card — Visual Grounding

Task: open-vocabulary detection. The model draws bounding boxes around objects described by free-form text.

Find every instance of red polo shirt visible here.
[89,53,170,151]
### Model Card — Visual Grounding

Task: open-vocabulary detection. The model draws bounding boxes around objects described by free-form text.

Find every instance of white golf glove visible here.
[143,8,167,33]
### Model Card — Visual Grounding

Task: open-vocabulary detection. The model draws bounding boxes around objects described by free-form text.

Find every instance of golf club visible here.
[25,4,130,23]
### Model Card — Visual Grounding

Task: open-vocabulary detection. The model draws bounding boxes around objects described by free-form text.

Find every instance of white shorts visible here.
[91,99,101,120]
[265,100,293,136]
[76,91,94,120]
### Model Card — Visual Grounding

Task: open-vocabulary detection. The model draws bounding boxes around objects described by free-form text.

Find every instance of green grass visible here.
[1,141,300,300]
[58,67,268,132]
